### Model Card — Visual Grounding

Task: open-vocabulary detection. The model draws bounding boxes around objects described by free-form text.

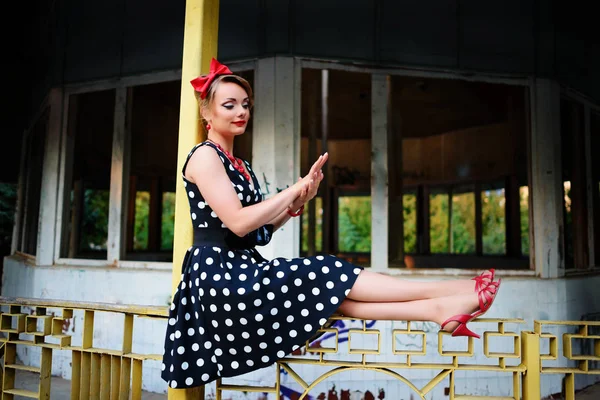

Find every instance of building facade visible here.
[4,0,600,398]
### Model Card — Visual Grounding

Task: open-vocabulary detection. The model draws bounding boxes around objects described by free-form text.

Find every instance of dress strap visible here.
[181,141,225,178]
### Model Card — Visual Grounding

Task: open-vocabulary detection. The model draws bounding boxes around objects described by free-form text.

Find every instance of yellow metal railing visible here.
[0,297,598,399]
[0,297,167,399]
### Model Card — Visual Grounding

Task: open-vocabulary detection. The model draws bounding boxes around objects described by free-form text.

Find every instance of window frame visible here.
[52,63,256,269]
[561,88,600,272]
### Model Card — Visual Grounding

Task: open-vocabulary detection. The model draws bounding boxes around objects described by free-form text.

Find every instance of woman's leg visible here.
[346,270,484,303]
[337,293,480,332]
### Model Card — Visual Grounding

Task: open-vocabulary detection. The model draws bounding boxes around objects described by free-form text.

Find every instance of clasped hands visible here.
[289,153,328,214]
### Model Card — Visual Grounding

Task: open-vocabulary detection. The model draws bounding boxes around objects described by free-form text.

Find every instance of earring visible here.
[206,123,211,130]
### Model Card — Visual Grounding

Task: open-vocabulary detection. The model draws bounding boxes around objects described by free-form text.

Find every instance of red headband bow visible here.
[190,58,233,99]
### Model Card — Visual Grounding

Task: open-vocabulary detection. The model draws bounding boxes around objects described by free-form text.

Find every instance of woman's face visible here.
[204,81,250,136]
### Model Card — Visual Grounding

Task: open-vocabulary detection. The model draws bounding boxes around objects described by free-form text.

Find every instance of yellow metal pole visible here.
[521,331,541,400]
[170,0,220,399]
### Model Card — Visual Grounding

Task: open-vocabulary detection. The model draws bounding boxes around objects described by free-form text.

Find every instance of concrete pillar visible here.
[371,74,390,271]
[252,56,301,260]
[530,79,564,278]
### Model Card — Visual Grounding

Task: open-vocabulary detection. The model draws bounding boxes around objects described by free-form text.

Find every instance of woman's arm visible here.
[267,170,323,232]
[186,146,327,237]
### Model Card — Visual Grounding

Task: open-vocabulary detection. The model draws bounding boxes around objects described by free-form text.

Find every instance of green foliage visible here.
[301,197,323,252]
[134,192,150,250]
[403,194,417,253]
[482,189,506,255]
[451,192,476,254]
[161,192,176,250]
[430,193,449,253]
[131,191,176,251]
[338,196,371,252]
[80,189,109,250]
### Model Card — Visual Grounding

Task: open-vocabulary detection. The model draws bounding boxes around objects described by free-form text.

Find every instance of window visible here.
[337,194,371,253]
[60,90,115,259]
[300,68,371,262]
[18,110,48,255]
[481,183,506,255]
[124,81,180,261]
[301,197,323,253]
[299,71,530,269]
[403,191,417,254]
[560,98,588,269]
[390,77,530,268]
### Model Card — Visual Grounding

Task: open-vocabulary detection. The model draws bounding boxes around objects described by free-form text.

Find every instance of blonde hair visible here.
[195,75,253,124]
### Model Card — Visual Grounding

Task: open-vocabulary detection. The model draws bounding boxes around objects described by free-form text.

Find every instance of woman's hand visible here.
[289,153,328,210]
[289,177,309,212]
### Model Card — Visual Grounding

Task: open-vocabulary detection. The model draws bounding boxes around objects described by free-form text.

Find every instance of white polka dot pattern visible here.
[162,141,363,389]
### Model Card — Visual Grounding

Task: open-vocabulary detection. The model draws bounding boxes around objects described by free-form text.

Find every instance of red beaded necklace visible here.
[207,139,251,182]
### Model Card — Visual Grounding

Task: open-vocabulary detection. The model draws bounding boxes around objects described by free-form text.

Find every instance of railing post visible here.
[171,0,220,398]
[521,331,541,400]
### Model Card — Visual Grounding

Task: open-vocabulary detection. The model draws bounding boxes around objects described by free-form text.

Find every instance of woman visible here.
[161,59,501,389]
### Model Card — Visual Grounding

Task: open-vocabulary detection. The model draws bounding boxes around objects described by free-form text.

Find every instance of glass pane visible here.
[520,186,530,255]
[61,89,115,259]
[125,81,180,261]
[430,192,449,253]
[338,196,371,252]
[300,68,371,256]
[482,187,506,255]
[451,190,475,254]
[561,98,587,268]
[301,197,323,253]
[80,189,110,251]
[161,192,176,251]
[133,191,150,251]
[390,76,530,266]
[403,193,417,253]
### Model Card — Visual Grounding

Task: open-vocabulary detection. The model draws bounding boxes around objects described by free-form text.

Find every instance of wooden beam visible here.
[387,77,404,264]
[107,88,132,265]
[307,71,320,256]
[68,180,83,258]
[506,175,522,257]
[568,100,589,269]
[321,69,332,254]
[583,105,595,267]
[57,94,77,259]
[37,88,63,265]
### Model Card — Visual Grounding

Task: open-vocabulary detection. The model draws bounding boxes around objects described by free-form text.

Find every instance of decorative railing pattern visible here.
[0,298,166,400]
[0,297,597,400]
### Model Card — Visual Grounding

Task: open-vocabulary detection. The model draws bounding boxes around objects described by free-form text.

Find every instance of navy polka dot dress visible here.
[161,141,363,388]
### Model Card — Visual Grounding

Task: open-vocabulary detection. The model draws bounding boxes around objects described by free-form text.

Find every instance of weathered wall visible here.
[4,256,600,397]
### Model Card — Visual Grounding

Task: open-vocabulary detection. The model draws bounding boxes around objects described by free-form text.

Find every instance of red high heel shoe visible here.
[472,268,495,293]
[441,276,501,339]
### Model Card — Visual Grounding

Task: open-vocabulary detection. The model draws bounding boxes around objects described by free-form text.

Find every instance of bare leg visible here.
[337,293,480,332]
[346,270,478,303]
